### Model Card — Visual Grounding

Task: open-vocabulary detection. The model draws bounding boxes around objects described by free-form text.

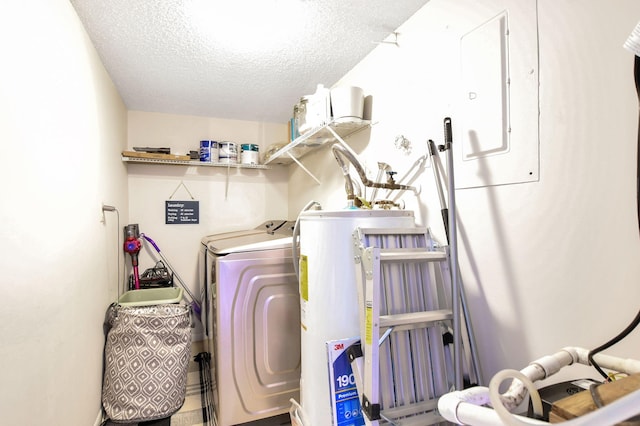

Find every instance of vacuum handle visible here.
[142,234,161,252]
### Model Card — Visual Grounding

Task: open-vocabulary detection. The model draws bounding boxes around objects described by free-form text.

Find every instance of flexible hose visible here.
[488,369,544,425]
[289,398,311,426]
[331,144,415,191]
[292,201,322,279]
[332,146,356,200]
[370,162,391,204]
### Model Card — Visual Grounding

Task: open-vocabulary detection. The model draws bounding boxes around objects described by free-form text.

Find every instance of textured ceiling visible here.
[70,0,429,123]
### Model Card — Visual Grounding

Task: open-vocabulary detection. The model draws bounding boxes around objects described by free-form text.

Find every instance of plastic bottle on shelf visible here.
[311,84,331,126]
[297,84,331,136]
[295,96,310,136]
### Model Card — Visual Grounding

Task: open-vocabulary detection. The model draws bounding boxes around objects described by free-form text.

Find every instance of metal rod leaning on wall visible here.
[443,117,464,390]
[429,138,483,386]
[428,140,449,238]
[141,234,202,317]
[434,117,483,389]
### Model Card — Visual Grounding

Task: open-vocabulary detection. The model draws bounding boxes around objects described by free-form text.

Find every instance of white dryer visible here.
[200,220,300,425]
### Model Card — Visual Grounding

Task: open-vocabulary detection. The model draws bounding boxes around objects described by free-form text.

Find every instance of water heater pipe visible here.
[331,144,416,196]
[370,162,391,204]
[292,200,322,279]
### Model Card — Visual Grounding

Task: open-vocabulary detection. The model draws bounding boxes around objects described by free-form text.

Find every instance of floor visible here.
[104,413,291,426]
[237,414,291,426]
[104,417,169,426]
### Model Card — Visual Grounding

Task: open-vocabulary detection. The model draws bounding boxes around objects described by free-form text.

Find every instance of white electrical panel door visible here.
[461,11,510,160]
[458,3,539,189]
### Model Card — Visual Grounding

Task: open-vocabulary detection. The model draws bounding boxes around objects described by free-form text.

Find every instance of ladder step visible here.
[380,399,444,426]
[380,309,452,330]
[359,227,430,237]
[379,249,447,262]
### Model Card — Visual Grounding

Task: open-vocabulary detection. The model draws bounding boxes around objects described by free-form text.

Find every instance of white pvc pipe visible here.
[493,346,640,411]
[500,348,575,410]
[438,347,640,425]
[439,387,640,426]
[439,390,548,425]
[571,347,640,374]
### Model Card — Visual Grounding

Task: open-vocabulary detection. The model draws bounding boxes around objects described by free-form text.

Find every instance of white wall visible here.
[3,0,636,422]
[288,0,640,386]
[0,1,128,425]
[126,112,289,338]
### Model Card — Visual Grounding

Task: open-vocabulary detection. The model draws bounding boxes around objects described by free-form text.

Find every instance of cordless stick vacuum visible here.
[123,224,142,290]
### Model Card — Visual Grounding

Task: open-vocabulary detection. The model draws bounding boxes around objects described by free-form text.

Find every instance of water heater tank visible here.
[297,209,416,426]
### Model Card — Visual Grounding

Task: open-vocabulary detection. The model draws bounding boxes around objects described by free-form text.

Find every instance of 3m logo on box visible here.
[327,337,365,426]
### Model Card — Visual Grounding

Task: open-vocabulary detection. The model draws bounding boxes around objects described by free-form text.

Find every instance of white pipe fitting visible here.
[498,348,575,410]
[438,388,548,426]
[439,388,640,426]
[438,347,640,426]
[571,347,640,374]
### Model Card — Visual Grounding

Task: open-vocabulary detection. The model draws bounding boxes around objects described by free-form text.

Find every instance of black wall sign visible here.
[165,200,199,224]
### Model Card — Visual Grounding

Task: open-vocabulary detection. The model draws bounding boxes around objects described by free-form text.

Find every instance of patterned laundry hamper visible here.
[102,303,192,423]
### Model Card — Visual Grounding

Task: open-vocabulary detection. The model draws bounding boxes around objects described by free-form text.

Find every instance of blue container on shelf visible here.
[200,140,218,162]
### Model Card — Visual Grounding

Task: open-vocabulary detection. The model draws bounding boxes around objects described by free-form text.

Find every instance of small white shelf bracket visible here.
[326,124,359,159]
[288,153,321,185]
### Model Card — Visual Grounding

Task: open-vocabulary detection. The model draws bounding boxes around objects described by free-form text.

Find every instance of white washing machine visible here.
[200,220,300,425]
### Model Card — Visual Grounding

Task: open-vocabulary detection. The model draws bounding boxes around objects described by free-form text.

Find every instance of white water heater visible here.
[298,209,415,426]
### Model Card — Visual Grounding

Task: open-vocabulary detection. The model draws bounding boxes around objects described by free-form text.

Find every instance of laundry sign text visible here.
[165,200,199,224]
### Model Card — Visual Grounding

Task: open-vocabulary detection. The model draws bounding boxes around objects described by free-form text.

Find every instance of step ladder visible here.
[348,226,479,425]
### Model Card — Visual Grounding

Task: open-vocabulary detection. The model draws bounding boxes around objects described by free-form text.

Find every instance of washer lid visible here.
[201,220,293,254]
